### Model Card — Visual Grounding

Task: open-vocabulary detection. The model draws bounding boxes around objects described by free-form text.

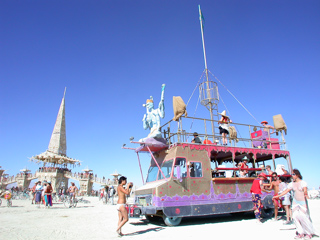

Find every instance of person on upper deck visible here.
[261,121,275,135]
[238,156,249,177]
[191,132,202,144]
[218,110,232,146]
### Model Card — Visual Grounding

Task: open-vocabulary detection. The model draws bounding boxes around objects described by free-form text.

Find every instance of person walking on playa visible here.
[35,181,43,208]
[250,172,270,223]
[116,176,133,236]
[273,169,316,239]
[44,181,53,208]
[266,172,282,221]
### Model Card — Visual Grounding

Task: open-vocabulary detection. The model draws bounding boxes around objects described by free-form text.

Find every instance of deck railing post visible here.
[204,119,207,141]
[249,125,253,148]
[281,131,286,150]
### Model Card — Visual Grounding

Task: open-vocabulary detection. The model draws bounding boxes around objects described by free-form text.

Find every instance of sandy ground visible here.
[0,197,319,240]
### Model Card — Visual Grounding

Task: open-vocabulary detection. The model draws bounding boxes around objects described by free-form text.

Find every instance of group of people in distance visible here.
[32,180,53,208]
[31,181,78,208]
[250,169,316,239]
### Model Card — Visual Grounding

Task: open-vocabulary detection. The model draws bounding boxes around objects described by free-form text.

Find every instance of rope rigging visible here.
[208,69,260,125]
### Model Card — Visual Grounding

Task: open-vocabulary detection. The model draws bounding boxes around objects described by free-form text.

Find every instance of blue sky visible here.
[1,1,319,189]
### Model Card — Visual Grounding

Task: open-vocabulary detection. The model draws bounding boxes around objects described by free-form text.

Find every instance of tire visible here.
[163,215,182,226]
[261,208,274,218]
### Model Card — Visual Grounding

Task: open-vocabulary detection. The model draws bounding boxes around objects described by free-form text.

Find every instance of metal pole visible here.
[199,5,215,142]
[136,152,144,185]
[146,146,166,179]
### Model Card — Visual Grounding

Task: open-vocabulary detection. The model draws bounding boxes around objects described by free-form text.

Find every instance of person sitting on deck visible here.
[218,110,232,146]
[238,156,249,177]
[191,132,202,144]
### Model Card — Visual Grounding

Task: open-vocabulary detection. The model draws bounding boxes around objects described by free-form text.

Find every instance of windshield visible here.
[158,159,173,180]
[146,166,159,183]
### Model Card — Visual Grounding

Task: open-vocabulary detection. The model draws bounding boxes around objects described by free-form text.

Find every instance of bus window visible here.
[189,162,202,178]
[173,158,187,178]
[146,166,159,182]
[158,159,174,180]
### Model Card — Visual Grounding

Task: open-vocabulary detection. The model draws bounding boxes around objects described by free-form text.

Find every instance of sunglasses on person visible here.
[292,173,296,176]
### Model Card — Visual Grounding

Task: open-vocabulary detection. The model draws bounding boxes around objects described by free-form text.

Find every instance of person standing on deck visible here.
[273,169,316,239]
[116,176,133,236]
[238,156,249,177]
[218,110,232,146]
[261,121,275,135]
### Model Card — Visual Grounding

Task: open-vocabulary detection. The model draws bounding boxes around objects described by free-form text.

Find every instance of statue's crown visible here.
[146,96,153,103]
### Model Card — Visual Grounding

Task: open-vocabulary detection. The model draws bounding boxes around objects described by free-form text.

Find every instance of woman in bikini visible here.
[116,176,133,236]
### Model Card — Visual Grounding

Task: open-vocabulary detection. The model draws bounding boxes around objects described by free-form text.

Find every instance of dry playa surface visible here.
[0,197,319,240]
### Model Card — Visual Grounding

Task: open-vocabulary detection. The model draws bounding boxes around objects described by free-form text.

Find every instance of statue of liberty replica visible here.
[140,84,165,142]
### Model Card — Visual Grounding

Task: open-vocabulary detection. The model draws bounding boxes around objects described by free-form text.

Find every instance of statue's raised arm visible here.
[158,84,165,119]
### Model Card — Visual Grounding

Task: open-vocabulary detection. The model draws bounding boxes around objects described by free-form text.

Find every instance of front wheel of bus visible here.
[261,208,274,218]
[163,215,182,226]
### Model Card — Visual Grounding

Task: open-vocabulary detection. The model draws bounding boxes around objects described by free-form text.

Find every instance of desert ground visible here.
[0,197,319,240]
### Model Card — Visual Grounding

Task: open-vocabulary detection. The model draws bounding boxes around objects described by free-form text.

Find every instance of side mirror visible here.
[176,166,182,182]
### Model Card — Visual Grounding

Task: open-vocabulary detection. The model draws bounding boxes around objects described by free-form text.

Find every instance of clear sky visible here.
[1,1,319,189]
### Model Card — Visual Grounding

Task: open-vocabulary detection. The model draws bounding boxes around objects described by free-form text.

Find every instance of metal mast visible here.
[198,5,220,142]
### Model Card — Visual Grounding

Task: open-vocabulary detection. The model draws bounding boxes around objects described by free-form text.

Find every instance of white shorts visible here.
[282,195,291,205]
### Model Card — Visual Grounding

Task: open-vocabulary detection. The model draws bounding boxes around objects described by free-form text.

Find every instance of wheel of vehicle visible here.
[163,215,182,226]
[261,208,274,218]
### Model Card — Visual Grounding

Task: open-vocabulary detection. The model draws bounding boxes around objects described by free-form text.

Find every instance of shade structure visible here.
[31,150,80,166]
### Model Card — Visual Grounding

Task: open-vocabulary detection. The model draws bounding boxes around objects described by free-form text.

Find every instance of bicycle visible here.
[63,195,78,208]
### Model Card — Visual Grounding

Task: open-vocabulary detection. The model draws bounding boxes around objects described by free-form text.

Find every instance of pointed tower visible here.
[31,88,80,193]
[48,88,67,156]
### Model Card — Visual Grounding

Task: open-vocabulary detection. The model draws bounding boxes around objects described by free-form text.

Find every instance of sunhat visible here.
[242,156,249,162]
[193,132,199,136]
[258,172,267,178]
[261,121,268,124]
[219,110,229,118]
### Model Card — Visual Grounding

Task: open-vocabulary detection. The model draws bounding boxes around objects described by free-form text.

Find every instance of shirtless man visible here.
[261,121,274,134]
[266,172,281,221]
[116,176,133,236]
[238,156,249,177]
[68,182,78,201]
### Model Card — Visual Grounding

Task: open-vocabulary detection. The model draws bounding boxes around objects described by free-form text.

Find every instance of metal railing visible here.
[160,116,287,150]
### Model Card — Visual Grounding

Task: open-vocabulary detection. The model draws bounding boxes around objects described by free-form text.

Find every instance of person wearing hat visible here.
[218,110,232,146]
[238,156,249,177]
[191,132,202,144]
[250,172,270,223]
[35,181,43,208]
[261,121,274,135]
[44,181,53,207]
